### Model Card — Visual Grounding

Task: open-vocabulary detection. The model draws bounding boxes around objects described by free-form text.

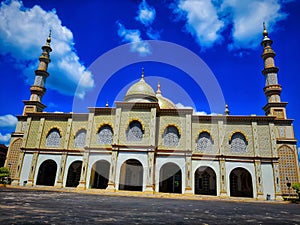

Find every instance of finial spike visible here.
[263,22,268,38]
[45,30,52,47]
[156,81,161,94]
[225,103,230,115]
[141,67,144,79]
[105,100,109,108]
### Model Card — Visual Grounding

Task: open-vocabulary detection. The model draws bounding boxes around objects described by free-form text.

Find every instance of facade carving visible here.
[5,25,300,200]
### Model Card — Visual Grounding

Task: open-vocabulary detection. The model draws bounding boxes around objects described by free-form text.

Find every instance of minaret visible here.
[261,23,287,119]
[23,31,52,115]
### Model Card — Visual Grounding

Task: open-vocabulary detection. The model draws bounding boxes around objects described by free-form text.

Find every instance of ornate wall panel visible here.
[25,120,40,148]
[257,125,272,157]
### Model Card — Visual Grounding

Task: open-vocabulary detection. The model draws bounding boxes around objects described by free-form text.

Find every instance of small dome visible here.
[124,69,157,103]
[156,82,177,109]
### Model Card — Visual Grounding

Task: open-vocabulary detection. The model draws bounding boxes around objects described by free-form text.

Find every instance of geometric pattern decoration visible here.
[163,126,180,147]
[278,145,298,195]
[98,125,113,145]
[230,132,247,153]
[74,129,87,147]
[46,128,61,147]
[197,132,213,151]
[126,121,143,142]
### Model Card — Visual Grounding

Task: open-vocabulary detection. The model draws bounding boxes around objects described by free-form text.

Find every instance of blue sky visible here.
[0,0,299,154]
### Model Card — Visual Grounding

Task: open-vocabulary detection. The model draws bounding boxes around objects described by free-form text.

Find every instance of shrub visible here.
[292,183,300,200]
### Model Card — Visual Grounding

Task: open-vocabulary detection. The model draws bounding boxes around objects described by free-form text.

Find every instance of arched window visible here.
[97,125,113,145]
[230,132,247,152]
[126,121,143,142]
[74,129,86,148]
[46,128,61,147]
[197,132,213,151]
[163,126,180,147]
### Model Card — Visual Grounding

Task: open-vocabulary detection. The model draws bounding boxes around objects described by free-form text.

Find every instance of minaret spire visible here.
[261,23,287,119]
[22,31,52,115]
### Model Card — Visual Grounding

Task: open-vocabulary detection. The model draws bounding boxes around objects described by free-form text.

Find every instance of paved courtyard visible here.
[0,187,299,224]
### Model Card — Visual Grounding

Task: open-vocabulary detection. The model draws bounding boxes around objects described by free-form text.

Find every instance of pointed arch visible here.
[97,124,113,145]
[74,129,87,148]
[126,120,144,142]
[196,131,213,151]
[230,132,248,153]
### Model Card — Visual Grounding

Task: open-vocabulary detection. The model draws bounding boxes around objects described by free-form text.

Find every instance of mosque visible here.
[5,25,299,199]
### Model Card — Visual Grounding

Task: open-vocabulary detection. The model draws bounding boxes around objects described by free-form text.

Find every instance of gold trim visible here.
[47,126,62,137]
[228,130,248,142]
[96,123,114,133]
[161,124,181,136]
[73,128,87,138]
[195,130,214,142]
[127,118,145,131]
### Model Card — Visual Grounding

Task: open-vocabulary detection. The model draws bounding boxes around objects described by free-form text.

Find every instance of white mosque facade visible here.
[5,26,300,200]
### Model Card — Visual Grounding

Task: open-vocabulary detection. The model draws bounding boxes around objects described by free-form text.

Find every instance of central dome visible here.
[124,69,157,103]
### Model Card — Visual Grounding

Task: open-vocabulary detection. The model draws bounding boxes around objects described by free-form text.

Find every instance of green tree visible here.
[292,183,300,200]
[0,167,10,184]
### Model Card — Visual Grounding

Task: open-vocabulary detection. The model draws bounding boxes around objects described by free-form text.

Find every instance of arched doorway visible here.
[119,159,143,191]
[159,163,182,194]
[66,161,82,187]
[230,168,253,198]
[36,160,57,186]
[194,166,216,195]
[90,160,110,189]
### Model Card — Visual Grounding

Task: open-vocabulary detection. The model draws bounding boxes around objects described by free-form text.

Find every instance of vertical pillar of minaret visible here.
[261,23,287,119]
[22,31,52,115]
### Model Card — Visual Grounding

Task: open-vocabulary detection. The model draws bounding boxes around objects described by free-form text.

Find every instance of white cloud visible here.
[175,103,193,109]
[135,0,156,26]
[172,0,224,50]
[0,0,94,99]
[146,27,161,40]
[0,115,17,128]
[172,0,291,51]
[0,133,11,145]
[117,22,151,56]
[220,0,287,50]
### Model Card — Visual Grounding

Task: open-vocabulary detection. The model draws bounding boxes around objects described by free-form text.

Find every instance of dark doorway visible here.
[119,159,143,191]
[90,160,110,189]
[194,166,217,195]
[66,161,82,187]
[36,160,57,186]
[230,168,253,198]
[159,163,182,194]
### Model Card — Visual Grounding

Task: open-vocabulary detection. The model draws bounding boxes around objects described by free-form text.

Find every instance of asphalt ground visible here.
[0,187,299,224]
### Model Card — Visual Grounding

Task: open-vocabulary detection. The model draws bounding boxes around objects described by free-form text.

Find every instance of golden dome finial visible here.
[141,67,145,79]
[156,81,161,94]
[105,100,109,107]
[225,103,230,115]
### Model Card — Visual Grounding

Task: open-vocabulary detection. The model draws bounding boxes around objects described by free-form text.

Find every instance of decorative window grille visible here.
[230,133,247,152]
[126,121,143,142]
[46,129,61,147]
[98,125,113,145]
[197,132,213,151]
[163,126,180,147]
[74,130,86,147]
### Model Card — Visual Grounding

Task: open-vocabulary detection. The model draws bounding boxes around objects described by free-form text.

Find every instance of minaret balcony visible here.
[262,67,279,75]
[264,84,282,96]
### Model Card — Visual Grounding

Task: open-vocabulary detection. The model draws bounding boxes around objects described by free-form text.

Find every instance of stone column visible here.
[269,123,283,200]
[219,158,227,197]
[184,114,193,194]
[26,117,45,186]
[254,160,264,199]
[26,152,39,186]
[11,117,32,186]
[145,150,155,193]
[107,107,122,191]
[55,152,67,188]
[77,112,94,190]
[107,149,118,191]
[252,121,264,199]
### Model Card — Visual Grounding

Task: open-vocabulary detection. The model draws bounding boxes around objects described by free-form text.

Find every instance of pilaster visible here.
[184,114,193,194]
[219,158,227,197]
[26,152,39,186]
[55,152,67,188]
[77,112,94,190]
[145,151,155,193]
